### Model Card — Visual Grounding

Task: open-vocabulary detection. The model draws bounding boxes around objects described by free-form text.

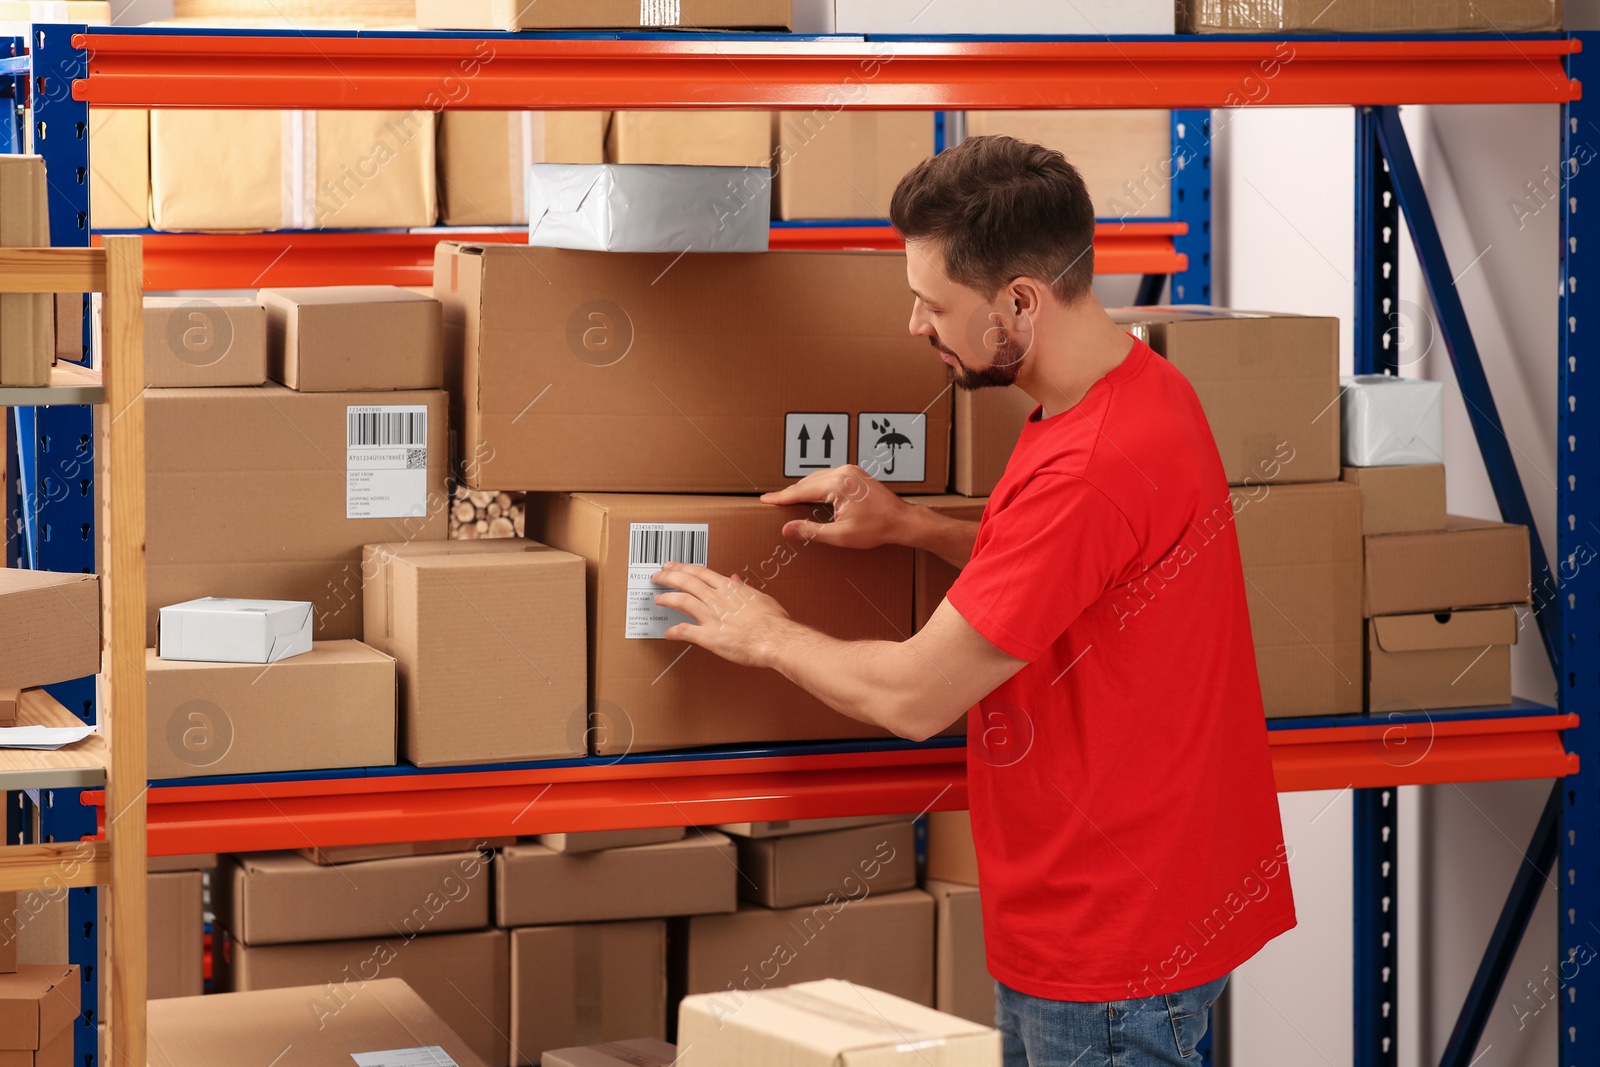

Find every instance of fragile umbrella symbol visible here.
[871,419,913,477]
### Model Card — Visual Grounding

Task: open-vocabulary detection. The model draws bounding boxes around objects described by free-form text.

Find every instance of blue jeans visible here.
[995,974,1228,1066]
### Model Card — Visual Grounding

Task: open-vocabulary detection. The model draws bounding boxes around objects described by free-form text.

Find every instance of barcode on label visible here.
[639,0,681,25]
[348,408,427,447]
[629,525,708,567]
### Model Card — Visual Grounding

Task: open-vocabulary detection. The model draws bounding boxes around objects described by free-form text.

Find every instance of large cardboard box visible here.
[1233,482,1363,718]
[953,387,1034,498]
[144,385,449,643]
[0,571,99,690]
[607,112,773,168]
[839,0,1171,32]
[531,493,911,754]
[543,1040,678,1067]
[1179,0,1561,32]
[0,155,52,387]
[496,834,737,927]
[215,928,509,1067]
[362,539,587,766]
[906,496,986,631]
[925,879,994,1028]
[509,920,666,1066]
[148,871,203,1000]
[925,809,979,886]
[1364,517,1532,617]
[714,814,913,839]
[537,826,685,854]
[417,0,791,29]
[213,848,492,946]
[90,108,150,231]
[148,980,488,1067]
[439,111,608,226]
[435,243,950,494]
[1113,308,1341,486]
[145,641,396,780]
[682,890,936,1006]
[260,286,442,392]
[736,820,916,909]
[142,297,267,388]
[0,966,77,1067]
[774,112,934,220]
[966,111,1175,219]
[1367,607,1516,712]
[1342,465,1446,535]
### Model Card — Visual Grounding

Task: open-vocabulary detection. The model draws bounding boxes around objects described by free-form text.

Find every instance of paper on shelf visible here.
[0,725,97,750]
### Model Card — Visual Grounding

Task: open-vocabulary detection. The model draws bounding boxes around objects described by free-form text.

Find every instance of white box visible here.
[834,0,1174,34]
[526,163,771,253]
[157,598,314,664]
[1341,375,1445,467]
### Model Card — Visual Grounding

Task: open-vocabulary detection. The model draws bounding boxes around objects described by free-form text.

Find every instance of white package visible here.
[834,0,1173,34]
[1340,374,1445,467]
[526,163,771,253]
[158,597,314,664]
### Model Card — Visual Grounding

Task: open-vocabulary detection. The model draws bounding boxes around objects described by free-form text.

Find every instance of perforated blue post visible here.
[37,788,97,1067]
[1169,109,1211,305]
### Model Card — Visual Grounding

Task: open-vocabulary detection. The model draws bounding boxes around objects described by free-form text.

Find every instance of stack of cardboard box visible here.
[0,155,54,386]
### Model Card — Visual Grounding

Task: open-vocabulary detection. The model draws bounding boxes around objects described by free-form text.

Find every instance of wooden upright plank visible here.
[0,248,106,292]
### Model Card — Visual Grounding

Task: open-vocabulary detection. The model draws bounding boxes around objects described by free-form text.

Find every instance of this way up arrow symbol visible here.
[797,424,810,459]
[821,424,834,459]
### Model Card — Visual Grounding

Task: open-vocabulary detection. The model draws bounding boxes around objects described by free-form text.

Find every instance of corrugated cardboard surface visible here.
[260,286,442,392]
[418,0,791,30]
[0,156,52,387]
[1233,482,1363,717]
[925,809,979,886]
[907,495,987,632]
[213,848,491,946]
[1367,607,1517,711]
[1179,0,1560,32]
[1364,516,1532,616]
[362,539,587,766]
[509,920,666,1066]
[537,826,686,854]
[299,838,511,866]
[838,0,1170,32]
[215,928,509,1067]
[736,821,916,909]
[145,641,396,780]
[0,966,76,1052]
[439,111,608,225]
[0,571,99,690]
[148,979,489,1067]
[143,385,448,643]
[496,834,737,927]
[684,893,936,1005]
[435,243,950,493]
[543,1039,678,1067]
[607,111,773,167]
[0,894,13,974]
[142,297,267,388]
[146,854,218,873]
[89,108,149,230]
[531,493,911,753]
[925,878,994,1028]
[966,110,1174,218]
[1341,464,1446,535]
[953,386,1035,497]
[148,872,203,1000]
[774,111,934,220]
[714,814,914,839]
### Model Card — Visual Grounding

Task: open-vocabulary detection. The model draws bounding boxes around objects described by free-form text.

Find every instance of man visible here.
[651,135,1295,1066]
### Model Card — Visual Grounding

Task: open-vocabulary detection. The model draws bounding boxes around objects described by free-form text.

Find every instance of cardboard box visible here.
[0,689,17,729]
[147,980,488,1067]
[1178,0,1561,32]
[0,966,77,1064]
[951,387,1035,498]
[144,385,449,643]
[436,242,950,494]
[773,111,934,220]
[157,597,313,664]
[214,849,491,947]
[527,163,771,254]
[966,111,1176,220]
[148,871,203,1000]
[215,928,509,1067]
[537,826,686,854]
[150,109,436,231]
[13,890,65,971]
[0,571,99,690]
[714,814,914,839]
[906,496,987,631]
[1342,465,1447,535]
[839,0,1171,32]
[0,156,52,388]
[53,293,82,365]
[1364,517,1532,617]
[146,854,218,873]
[925,879,994,1028]
[142,297,267,388]
[497,834,736,927]
[683,890,936,1006]
[0,894,13,974]
[259,286,442,392]
[439,111,608,226]
[543,1040,678,1067]
[736,820,916,909]
[89,108,149,231]
[531,493,912,754]
[362,538,587,766]
[925,809,979,886]
[607,112,772,167]
[1233,482,1363,717]
[0,1,108,21]
[510,921,666,1066]
[299,838,509,866]
[145,640,396,779]
[417,0,791,29]
[1341,374,1446,467]
[1367,607,1516,712]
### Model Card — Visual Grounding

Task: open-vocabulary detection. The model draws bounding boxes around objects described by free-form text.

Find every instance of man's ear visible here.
[1007,277,1048,320]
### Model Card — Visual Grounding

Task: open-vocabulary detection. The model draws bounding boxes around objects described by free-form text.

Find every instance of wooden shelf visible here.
[0,688,107,792]
[0,363,104,407]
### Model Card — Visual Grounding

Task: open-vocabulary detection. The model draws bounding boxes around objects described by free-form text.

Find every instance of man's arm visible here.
[760,464,979,568]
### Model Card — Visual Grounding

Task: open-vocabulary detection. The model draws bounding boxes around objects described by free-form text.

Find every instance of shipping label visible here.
[347,405,428,519]
[626,522,709,639]
[639,0,682,26]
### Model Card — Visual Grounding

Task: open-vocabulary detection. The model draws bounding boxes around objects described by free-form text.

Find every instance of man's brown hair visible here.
[889,134,1096,303]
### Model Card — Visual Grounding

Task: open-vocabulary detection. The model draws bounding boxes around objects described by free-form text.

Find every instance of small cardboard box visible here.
[145,641,396,780]
[1342,465,1447,535]
[0,155,52,388]
[142,297,267,388]
[925,809,979,886]
[298,838,510,866]
[1367,607,1517,712]
[906,496,987,631]
[0,688,19,729]
[966,111,1176,219]
[509,920,666,1067]
[496,834,737,927]
[157,597,314,664]
[713,814,913,839]
[1179,0,1561,32]
[536,827,686,854]
[213,849,491,947]
[1364,517,1532,617]
[773,111,934,220]
[361,539,587,766]
[146,854,218,873]
[527,164,771,253]
[0,571,99,690]
[417,0,790,29]
[90,107,149,231]
[735,820,916,909]
[1341,375,1445,467]
[839,0,1170,32]
[0,965,77,1065]
[607,112,774,167]
[543,1039,678,1067]
[148,871,204,1000]
[147,980,488,1067]
[926,879,994,1028]
[952,388,1035,498]
[439,111,608,226]
[260,286,443,392]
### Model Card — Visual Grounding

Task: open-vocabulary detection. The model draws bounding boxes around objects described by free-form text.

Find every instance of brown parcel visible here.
[145,641,396,780]
[438,110,608,225]
[0,571,99,690]
[925,878,995,1028]
[736,820,916,909]
[543,1039,678,1067]
[925,809,980,886]
[510,920,666,1067]
[142,297,267,388]
[143,385,448,643]
[531,493,911,754]
[148,980,488,1067]
[213,848,491,946]
[496,834,737,927]
[1178,0,1561,32]
[1342,465,1447,536]
[260,286,443,392]
[0,689,17,729]
[714,814,915,839]
[1364,517,1532,617]
[684,891,936,1006]
[300,837,513,866]
[215,928,509,1067]
[607,111,774,167]
[418,0,791,29]
[0,894,13,974]
[1233,482,1364,717]
[908,495,988,630]
[89,108,149,230]
[436,243,951,494]
[966,111,1174,218]
[773,111,935,219]
[1367,607,1517,712]
[0,156,52,388]
[148,871,204,999]
[0,966,77,1065]
[537,826,686,854]
[953,387,1035,497]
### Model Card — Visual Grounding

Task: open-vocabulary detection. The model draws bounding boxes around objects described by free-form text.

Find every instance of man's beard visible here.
[931,334,1027,391]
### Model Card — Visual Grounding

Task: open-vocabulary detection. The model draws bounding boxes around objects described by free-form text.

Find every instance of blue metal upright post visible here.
[1355,107,1401,376]
[37,787,98,1067]
[1169,109,1212,305]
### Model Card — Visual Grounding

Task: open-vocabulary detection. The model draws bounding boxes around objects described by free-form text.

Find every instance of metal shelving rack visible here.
[0,22,1588,1067]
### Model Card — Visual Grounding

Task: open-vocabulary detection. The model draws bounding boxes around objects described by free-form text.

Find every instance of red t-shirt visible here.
[946,337,1296,1002]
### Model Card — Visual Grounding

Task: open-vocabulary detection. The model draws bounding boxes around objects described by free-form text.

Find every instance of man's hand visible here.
[759,464,913,549]
[653,560,794,668]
